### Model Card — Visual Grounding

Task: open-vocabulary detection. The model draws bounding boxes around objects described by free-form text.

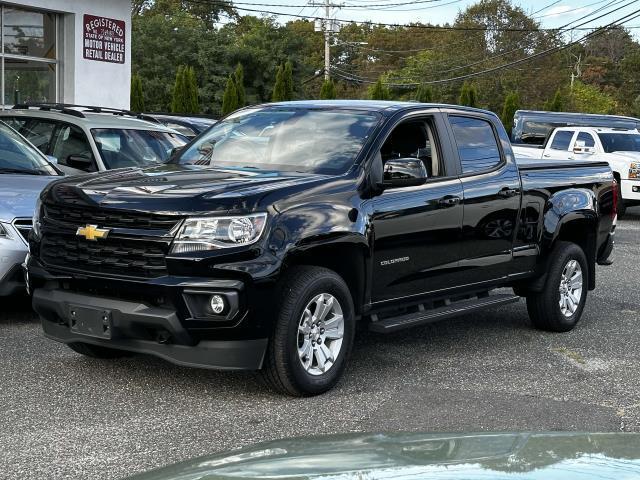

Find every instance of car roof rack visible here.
[12,102,145,119]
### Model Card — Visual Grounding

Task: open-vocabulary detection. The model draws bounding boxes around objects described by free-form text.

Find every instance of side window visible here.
[449,116,502,174]
[20,119,57,154]
[50,125,96,172]
[550,131,574,151]
[576,131,595,148]
[1,117,27,132]
[380,118,443,180]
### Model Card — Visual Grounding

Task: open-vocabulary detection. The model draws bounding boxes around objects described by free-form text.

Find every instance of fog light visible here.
[633,186,639,193]
[209,295,225,314]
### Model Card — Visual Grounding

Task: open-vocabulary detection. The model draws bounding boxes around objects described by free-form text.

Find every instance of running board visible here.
[368,294,520,333]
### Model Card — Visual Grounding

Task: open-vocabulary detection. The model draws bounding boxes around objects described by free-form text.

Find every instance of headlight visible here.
[171,213,267,254]
[32,196,42,239]
[630,163,638,179]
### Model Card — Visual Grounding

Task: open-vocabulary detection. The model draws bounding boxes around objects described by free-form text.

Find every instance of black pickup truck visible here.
[27,101,617,396]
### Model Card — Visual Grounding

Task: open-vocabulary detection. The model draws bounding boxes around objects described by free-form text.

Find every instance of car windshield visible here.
[0,121,58,175]
[91,129,188,169]
[597,132,640,153]
[174,108,380,174]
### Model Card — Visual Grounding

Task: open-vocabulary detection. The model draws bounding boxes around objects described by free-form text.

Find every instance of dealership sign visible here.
[83,15,126,64]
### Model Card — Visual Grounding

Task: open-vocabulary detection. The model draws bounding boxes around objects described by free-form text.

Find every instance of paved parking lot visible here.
[1,207,639,480]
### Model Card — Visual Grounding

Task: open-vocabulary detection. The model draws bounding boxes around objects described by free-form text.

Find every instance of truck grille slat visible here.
[39,204,179,278]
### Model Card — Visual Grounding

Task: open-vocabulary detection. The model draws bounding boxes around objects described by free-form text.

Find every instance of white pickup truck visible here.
[513,126,640,215]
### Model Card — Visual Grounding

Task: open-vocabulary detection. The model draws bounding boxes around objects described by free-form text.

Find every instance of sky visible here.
[226,0,640,33]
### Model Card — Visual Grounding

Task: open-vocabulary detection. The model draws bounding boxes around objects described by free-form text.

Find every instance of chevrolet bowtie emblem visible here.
[76,224,110,241]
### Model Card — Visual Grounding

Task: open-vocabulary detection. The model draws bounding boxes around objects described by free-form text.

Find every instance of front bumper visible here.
[620,179,640,203]
[33,288,268,370]
[0,229,28,296]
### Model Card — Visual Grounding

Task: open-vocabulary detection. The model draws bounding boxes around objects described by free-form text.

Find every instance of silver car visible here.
[0,121,68,295]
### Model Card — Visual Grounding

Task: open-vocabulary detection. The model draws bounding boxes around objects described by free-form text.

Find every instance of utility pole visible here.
[313,0,340,80]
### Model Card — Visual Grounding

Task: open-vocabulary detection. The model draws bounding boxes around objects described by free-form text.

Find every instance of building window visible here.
[1,5,58,106]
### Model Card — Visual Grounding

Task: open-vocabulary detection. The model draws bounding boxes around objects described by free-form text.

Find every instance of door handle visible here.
[437,195,461,207]
[497,187,520,198]
[543,153,551,158]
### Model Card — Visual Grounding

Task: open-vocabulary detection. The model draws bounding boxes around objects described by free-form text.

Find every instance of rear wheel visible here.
[68,342,131,359]
[526,242,588,332]
[262,266,355,396]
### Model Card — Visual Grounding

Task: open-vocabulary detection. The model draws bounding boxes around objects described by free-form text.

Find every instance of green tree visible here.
[283,60,294,100]
[185,66,200,114]
[368,78,390,100]
[320,78,337,99]
[569,81,617,114]
[221,75,239,115]
[459,82,469,106]
[500,91,520,134]
[234,64,246,107]
[415,84,433,103]
[130,73,145,112]
[272,64,286,102]
[171,65,188,113]
[459,81,478,107]
[544,89,565,111]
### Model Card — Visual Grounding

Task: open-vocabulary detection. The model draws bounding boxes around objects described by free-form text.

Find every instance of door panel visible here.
[370,178,464,303]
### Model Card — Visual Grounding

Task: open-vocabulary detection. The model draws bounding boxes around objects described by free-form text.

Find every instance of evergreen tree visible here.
[130,73,145,112]
[272,64,286,102]
[221,75,239,115]
[501,91,520,135]
[368,78,390,100]
[319,78,337,99]
[467,83,478,108]
[283,61,294,101]
[234,64,246,107]
[171,65,187,113]
[544,89,565,112]
[185,66,200,114]
[458,82,469,106]
[415,84,433,103]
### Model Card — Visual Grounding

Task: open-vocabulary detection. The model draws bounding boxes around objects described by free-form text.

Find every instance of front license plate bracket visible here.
[68,305,113,339]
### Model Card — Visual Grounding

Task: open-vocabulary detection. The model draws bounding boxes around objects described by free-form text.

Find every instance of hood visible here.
[609,151,640,163]
[126,432,640,480]
[46,164,332,214]
[0,174,58,221]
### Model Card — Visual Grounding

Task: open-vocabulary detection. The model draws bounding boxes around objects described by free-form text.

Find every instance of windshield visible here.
[174,108,380,174]
[597,133,640,153]
[92,129,188,169]
[0,121,58,175]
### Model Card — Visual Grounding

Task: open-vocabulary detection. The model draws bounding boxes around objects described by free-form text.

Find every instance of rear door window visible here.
[575,131,595,148]
[448,115,502,174]
[1,117,27,132]
[549,131,574,151]
[20,119,58,154]
[51,124,97,172]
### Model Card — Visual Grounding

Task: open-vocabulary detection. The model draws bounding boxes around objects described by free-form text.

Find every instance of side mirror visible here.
[169,146,184,158]
[573,140,594,154]
[382,158,428,188]
[67,154,93,169]
[45,155,58,165]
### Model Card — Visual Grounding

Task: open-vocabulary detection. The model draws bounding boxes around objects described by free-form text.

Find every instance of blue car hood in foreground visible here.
[127,432,640,480]
[0,174,58,221]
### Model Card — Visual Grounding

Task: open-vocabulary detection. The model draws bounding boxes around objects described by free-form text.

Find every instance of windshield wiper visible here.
[0,167,43,175]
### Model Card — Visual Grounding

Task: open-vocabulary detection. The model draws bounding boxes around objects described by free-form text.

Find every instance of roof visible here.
[515,109,640,122]
[0,108,179,132]
[255,100,495,116]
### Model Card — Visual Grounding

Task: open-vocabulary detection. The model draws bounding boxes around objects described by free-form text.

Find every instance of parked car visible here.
[139,113,217,138]
[27,101,616,396]
[513,126,640,215]
[511,109,640,145]
[0,121,73,296]
[0,104,189,173]
[126,432,640,480]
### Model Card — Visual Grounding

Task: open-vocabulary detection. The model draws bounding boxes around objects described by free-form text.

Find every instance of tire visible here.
[526,241,588,332]
[262,266,355,396]
[68,342,131,359]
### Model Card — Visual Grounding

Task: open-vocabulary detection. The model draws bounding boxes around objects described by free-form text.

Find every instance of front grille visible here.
[44,203,179,230]
[39,203,181,278]
[13,218,32,243]
[41,233,169,278]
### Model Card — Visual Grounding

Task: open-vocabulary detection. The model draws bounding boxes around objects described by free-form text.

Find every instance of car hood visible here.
[0,174,58,221]
[608,151,640,162]
[127,432,640,480]
[46,164,332,214]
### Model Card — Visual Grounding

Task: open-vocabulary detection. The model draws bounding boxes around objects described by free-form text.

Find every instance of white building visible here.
[0,0,131,109]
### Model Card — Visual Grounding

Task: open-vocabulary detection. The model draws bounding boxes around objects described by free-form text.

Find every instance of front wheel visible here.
[526,241,588,332]
[262,266,355,396]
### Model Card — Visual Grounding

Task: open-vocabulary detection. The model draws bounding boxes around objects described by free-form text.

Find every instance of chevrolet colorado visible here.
[27,101,617,396]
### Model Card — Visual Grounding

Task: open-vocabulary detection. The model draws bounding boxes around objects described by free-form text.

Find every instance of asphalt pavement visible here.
[1,207,639,480]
